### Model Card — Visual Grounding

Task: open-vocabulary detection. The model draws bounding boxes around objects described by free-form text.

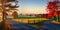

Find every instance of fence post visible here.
[34,19,35,24]
[28,19,29,24]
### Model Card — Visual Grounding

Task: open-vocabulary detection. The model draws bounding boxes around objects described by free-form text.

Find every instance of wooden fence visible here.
[13,18,48,24]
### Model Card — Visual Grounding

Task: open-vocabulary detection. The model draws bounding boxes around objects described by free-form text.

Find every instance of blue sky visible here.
[17,0,53,14]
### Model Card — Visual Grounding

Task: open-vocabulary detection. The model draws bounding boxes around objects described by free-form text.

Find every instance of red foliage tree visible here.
[47,0,60,18]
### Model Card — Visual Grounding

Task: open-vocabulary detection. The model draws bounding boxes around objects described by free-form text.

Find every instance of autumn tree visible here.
[12,11,18,19]
[0,0,19,30]
[47,0,60,22]
[0,0,19,20]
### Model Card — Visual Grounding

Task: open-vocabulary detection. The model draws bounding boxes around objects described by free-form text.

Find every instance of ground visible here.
[0,17,60,30]
[13,17,48,24]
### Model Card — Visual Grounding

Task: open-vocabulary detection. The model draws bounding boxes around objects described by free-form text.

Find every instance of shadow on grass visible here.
[29,20,48,26]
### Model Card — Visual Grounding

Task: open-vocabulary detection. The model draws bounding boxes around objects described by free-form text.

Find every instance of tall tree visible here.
[47,0,60,22]
[0,0,19,30]
[0,0,19,20]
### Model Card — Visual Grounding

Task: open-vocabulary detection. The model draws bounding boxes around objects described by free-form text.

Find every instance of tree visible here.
[0,0,19,30]
[47,0,60,22]
[12,11,18,19]
[0,0,19,20]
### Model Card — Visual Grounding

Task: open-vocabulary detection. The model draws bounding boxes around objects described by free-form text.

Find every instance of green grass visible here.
[50,16,60,22]
[17,17,43,19]
[14,17,48,26]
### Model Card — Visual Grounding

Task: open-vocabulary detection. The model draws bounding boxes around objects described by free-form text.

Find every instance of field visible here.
[12,17,49,24]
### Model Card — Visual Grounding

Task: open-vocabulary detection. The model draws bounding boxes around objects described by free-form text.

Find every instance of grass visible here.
[15,17,48,20]
[17,17,41,19]
[29,20,47,26]
[12,17,49,26]
[12,17,48,25]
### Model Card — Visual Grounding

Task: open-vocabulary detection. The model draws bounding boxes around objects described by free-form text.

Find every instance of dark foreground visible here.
[0,18,60,30]
[0,18,39,30]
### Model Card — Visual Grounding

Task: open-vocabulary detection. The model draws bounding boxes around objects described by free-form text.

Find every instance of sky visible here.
[17,0,53,14]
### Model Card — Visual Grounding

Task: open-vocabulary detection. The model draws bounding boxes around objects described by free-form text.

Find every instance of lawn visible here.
[12,17,48,23]
[12,17,49,26]
[17,17,41,19]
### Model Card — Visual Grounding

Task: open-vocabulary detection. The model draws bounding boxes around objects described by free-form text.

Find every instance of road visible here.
[7,18,39,30]
[42,20,60,30]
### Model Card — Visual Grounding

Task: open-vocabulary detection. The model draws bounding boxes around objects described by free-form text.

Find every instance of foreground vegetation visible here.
[0,18,2,22]
[12,17,49,26]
